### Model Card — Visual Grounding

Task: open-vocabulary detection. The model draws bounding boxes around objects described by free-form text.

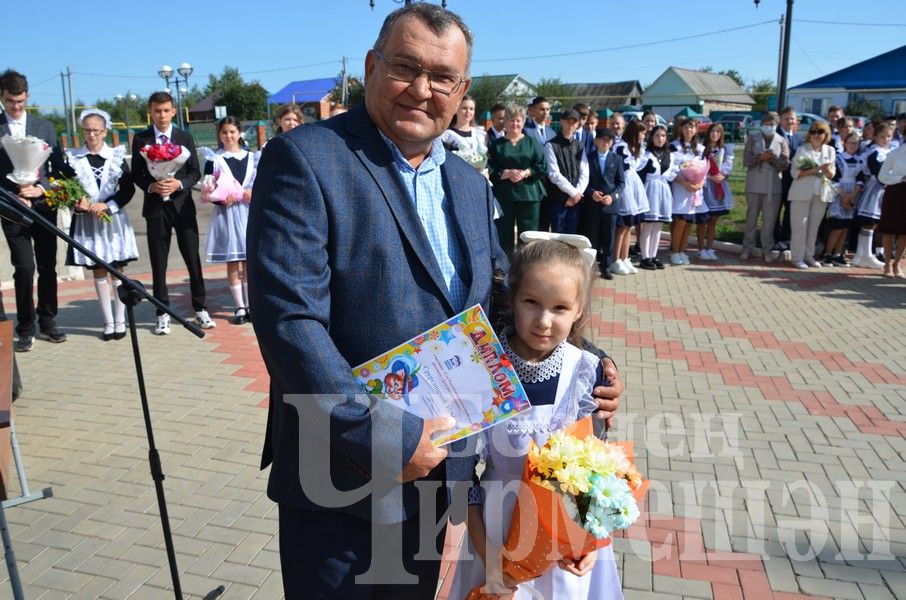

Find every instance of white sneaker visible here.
[850,254,863,267]
[770,249,781,262]
[698,249,710,261]
[680,252,691,265]
[625,260,639,274]
[793,261,809,269]
[195,310,216,329]
[805,258,821,268]
[864,255,885,269]
[611,260,628,275]
[781,250,792,262]
[155,314,171,335]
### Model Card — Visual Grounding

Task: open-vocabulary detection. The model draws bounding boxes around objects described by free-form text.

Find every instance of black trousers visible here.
[581,208,617,274]
[145,204,206,315]
[2,211,58,337]
[278,504,445,600]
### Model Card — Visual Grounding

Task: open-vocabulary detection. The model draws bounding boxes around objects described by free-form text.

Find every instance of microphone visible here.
[0,187,34,227]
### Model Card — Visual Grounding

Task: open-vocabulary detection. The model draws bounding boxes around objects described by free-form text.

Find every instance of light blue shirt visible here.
[381,133,467,310]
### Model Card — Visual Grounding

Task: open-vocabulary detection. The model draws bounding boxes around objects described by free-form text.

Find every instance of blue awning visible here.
[267,77,337,104]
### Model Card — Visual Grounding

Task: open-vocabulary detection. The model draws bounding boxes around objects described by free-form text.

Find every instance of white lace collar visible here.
[500,330,565,384]
[220,149,249,160]
[69,143,114,160]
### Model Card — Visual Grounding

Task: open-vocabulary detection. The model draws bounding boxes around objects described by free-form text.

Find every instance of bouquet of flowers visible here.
[796,155,820,171]
[201,171,245,205]
[453,148,488,172]
[467,416,648,599]
[679,158,709,207]
[44,176,111,223]
[706,149,725,200]
[1,134,51,185]
[139,142,191,201]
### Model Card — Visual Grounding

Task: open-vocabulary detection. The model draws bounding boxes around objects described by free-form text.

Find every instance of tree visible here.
[534,77,574,110]
[748,78,776,112]
[466,74,521,119]
[699,66,745,88]
[204,66,268,120]
[329,71,365,109]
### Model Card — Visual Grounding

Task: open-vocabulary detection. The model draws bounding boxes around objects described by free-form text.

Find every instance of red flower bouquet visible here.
[139,142,191,201]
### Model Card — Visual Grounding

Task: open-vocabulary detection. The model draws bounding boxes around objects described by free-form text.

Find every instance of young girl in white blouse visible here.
[200,116,260,324]
[450,234,622,600]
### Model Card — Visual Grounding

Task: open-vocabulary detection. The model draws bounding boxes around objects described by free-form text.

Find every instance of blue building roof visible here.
[790,45,906,91]
[268,77,337,104]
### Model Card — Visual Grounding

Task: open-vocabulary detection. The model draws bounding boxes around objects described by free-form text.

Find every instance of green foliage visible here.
[329,71,365,109]
[846,96,885,119]
[534,77,574,110]
[467,74,520,119]
[204,66,268,120]
[748,78,776,112]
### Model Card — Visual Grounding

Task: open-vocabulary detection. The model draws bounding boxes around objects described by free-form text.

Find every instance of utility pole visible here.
[66,66,76,134]
[776,14,785,104]
[777,0,794,110]
[60,71,71,142]
[341,56,349,107]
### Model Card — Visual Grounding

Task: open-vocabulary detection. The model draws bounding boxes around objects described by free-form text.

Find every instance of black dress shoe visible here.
[600,270,614,280]
[14,336,33,352]
[37,327,67,343]
[233,308,249,325]
[244,308,252,323]
[102,332,115,341]
[639,258,657,270]
[652,258,665,270]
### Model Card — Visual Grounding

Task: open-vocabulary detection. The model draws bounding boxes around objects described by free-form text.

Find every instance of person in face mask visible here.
[740,111,791,261]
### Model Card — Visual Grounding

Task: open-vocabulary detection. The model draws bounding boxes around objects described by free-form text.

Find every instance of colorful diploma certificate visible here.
[351,304,532,446]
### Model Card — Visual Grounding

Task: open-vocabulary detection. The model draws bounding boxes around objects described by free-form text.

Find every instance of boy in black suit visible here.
[131,91,211,335]
[582,128,625,279]
[0,69,74,351]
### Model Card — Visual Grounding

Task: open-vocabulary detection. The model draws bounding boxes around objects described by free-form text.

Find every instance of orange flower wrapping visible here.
[467,417,649,599]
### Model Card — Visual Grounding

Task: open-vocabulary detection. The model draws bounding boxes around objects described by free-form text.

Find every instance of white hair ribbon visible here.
[78,108,113,130]
[519,231,597,270]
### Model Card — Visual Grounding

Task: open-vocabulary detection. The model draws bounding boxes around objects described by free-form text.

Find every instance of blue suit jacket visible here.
[247,104,507,523]
[584,148,625,215]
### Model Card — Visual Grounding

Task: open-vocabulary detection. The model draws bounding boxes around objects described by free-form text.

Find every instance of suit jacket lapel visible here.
[0,113,9,137]
[345,106,454,312]
[441,162,480,308]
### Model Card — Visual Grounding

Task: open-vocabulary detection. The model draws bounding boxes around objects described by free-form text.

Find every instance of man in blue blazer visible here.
[582,128,625,280]
[248,5,623,598]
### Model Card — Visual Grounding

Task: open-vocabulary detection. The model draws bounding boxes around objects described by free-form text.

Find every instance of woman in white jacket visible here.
[788,122,835,269]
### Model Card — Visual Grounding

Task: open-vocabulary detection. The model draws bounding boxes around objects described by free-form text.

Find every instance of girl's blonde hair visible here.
[507,240,593,346]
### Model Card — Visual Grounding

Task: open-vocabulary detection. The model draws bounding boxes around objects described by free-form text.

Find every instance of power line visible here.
[242,60,341,75]
[472,19,776,63]
[791,35,823,75]
[796,19,906,27]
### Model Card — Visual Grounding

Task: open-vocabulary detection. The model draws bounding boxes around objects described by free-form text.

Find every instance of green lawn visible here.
[717,145,747,244]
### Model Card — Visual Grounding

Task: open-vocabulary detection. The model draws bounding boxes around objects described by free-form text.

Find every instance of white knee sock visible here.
[650,227,662,259]
[112,278,126,327]
[638,224,655,259]
[94,277,114,330]
[242,282,249,308]
[230,284,244,310]
[860,229,874,257]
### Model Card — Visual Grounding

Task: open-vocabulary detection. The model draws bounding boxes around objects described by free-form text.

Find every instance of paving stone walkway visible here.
[1,245,904,599]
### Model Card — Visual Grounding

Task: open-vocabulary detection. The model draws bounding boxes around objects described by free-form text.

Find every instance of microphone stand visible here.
[0,188,224,600]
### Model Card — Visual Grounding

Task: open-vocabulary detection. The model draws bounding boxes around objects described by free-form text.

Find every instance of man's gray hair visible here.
[373,3,473,71]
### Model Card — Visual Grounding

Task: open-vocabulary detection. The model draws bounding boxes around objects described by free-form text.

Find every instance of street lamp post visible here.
[177,63,193,127]
[754,0,794,110]
[158,63,193,129]
[115,93,138,130]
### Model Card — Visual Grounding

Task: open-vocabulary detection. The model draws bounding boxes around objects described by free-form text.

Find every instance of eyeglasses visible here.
[809,131,823,136]
[373,50,465,95]
[82,128,106,135]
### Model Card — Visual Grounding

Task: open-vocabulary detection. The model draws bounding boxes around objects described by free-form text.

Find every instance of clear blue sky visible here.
[13,0,906,112]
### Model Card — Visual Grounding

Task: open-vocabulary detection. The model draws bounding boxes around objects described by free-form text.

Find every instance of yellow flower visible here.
[553,462,591,495]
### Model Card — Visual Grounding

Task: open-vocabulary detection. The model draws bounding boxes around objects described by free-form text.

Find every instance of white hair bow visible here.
[519,231,597,270]
[78,108,113,130]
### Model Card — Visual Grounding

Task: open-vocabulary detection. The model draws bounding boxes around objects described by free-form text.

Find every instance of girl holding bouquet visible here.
[65,109,139,341]
[823,133,864,266]
[700,124,735,261]
[668,118,707,265]
[200,116,260,324]
[450,234,623,600]
[611,120,650,275]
